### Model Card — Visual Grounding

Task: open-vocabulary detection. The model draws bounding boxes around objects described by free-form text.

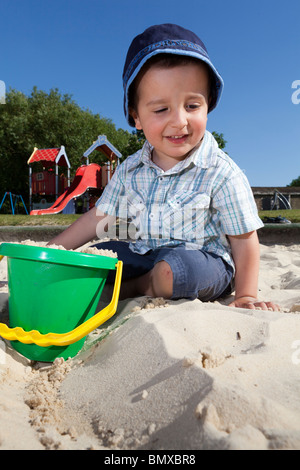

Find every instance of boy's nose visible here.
[169,108,188,129]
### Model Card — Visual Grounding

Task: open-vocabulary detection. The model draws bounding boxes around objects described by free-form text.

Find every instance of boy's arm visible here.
[47,206,115,250]
[227,231,279,311]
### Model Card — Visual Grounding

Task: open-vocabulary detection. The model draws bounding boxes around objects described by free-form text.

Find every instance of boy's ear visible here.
[129,108,142,130]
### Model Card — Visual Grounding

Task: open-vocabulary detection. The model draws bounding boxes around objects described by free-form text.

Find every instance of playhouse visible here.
[28,146,71,211]
[29,136,122,215]
[83,135,122,185]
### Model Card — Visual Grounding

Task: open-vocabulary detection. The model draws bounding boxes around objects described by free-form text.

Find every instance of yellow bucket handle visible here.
[0,259,123,347]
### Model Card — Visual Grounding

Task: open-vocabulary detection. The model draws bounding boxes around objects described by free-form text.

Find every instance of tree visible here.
[0,89,32,195]
[212,131,227,150]
[288,176,300,187]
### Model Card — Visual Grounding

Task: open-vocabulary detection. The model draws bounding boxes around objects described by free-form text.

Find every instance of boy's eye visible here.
[154,108,167,114]
[186,104,200,110]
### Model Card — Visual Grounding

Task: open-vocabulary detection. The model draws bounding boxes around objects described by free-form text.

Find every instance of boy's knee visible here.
[152,261,173,298]
[154,260,173,278]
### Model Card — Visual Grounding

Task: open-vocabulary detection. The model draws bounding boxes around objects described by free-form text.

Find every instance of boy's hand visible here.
[228,232,280,312]
[229,296,280,311]
[47,207,115,251]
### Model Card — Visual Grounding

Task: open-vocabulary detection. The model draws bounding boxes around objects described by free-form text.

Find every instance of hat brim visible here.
[123,48,224,127]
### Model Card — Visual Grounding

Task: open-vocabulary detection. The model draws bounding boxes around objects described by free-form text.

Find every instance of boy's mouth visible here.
[165,134,188,144]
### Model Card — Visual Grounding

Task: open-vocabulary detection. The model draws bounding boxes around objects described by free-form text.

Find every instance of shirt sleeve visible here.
[213,169,263,235]
[95,163,126,217]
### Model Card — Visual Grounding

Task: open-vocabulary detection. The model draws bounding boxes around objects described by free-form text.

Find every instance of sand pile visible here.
[0,241,300,450]
[19,239,117,257]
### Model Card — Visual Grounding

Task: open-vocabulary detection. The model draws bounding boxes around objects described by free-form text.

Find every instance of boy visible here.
[49,24,278,311]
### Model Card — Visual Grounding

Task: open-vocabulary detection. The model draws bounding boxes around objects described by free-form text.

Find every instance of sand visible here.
[18,239,117,257]
[0,241,300,450]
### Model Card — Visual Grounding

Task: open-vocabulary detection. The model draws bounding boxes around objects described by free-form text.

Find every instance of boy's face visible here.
[131,62,209,169]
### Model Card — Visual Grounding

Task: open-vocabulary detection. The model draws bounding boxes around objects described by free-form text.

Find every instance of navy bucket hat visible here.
[123,23,224,127]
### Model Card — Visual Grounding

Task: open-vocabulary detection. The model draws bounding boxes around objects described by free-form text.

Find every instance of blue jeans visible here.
[93,241,234,301]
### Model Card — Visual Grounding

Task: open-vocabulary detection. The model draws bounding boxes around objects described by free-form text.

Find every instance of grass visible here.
[0,214,80,226]
[0,209,300,226]
[258,209,300,223]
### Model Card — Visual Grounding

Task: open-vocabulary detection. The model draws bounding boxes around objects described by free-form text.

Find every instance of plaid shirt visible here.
[96,131,263,268]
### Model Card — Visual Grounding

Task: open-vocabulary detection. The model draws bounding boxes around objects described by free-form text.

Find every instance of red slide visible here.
[30,163,102,215]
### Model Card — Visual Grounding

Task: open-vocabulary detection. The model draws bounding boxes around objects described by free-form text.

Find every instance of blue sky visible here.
[1,0,299,187]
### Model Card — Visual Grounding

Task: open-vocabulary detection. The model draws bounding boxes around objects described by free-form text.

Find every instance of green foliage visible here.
[212,131,227,150]
[288,176,300,187]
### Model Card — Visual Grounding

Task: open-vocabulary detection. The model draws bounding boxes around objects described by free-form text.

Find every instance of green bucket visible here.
[0,243,120,362]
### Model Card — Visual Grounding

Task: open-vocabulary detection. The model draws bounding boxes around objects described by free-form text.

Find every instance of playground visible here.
[0,192,28,215]
[0,135,122,217]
